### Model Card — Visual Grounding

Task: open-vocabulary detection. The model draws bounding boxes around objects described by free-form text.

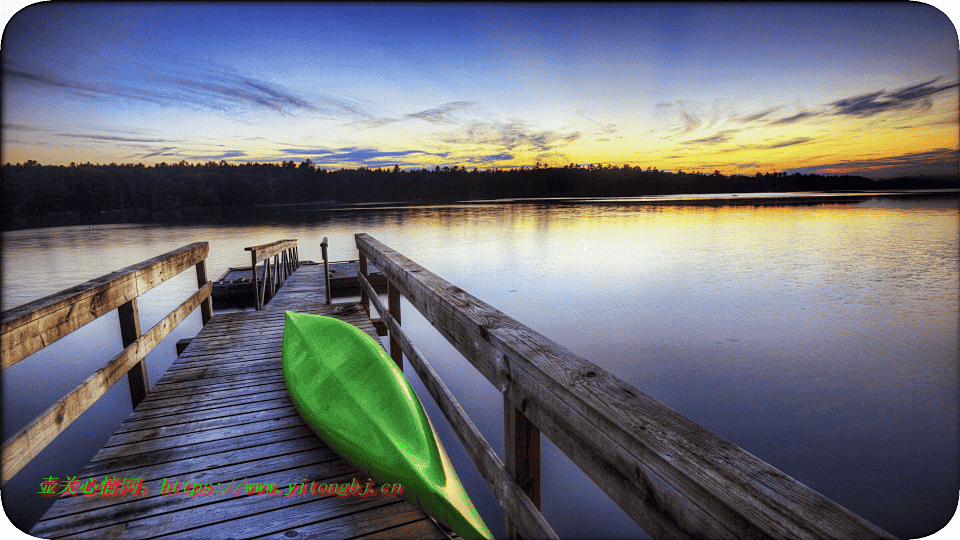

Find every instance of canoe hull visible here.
[281,312,492,540]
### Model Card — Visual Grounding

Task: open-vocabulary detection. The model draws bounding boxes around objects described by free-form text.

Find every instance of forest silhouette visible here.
[2,159,955,230]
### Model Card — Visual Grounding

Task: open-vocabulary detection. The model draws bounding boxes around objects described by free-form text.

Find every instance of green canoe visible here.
[281,311,493,540]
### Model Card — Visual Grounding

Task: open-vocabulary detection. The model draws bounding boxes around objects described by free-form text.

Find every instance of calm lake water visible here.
[2,194,957,538]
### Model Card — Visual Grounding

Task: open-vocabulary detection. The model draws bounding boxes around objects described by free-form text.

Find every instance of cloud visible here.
[788,147,958,177]
[684,129,738,145]
[404,101,479,124]
[768,111,821,125]
[2,123,49,132]
[763,137,815,149]
[736,106,783,124]
[441,121,581,152]
[58,133,172,144]
[577,110,617,135]
[7,63,366,119]
[461,153,514,164]
[737,162,761,169]
[830,78,959,117]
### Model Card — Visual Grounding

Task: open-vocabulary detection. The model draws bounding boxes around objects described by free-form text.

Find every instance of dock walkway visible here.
[30,264,452,539]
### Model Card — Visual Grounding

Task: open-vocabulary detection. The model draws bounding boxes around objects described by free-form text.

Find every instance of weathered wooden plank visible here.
[153,358,281,384]
[146,372,287,396]
[388,281,403,370]
[39,438,337,521]
[32,457,356,538]
[0,282,212,487]
[89,415,309,462]
[322,236,332,304]
[195,259,213,324]
[118,297,149,407]
[353,516,454,540]
[356,233,896,540]
[115,396,292,434]
[138,375,286,406]
[504,402,541,540]
[1,242,209,368]
[130,385,289,419]
[159,487,403,539]
[258,503,442,540]
[80,426,318,479]
[360,273,558,540]
[245,238,298,264]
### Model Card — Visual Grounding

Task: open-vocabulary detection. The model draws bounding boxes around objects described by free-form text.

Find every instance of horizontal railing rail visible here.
[245,239,298,309]
[1,242,213,487]
[357,268,559,539]
[355,233,896,540]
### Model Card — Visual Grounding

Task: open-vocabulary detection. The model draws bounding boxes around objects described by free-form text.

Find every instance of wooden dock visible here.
[12,245,455,539]
[212,261,386,308]
[4,235,899,540]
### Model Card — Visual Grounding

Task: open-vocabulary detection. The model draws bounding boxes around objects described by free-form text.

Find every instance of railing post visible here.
[195,259,213,325]
[359,253,369,312]
[118,298,149,408]
[321,237,331,304]
[505,400,541,540]
[250,249,262,310]
[388,281,402,370]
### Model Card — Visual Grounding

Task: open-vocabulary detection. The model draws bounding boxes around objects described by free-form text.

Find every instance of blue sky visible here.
[2,2,958,177]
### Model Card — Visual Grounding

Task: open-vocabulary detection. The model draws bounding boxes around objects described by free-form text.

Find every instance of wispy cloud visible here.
[768,111,821,125]
[440,121,581,152]
[763,137,815,149]
[577,111,617,136]
[58,133,173,144]
[684,129,738,145]
[736,106,783,124]
[7,64,366,119]
[404,101,479,124]
[789,147,958,177]
[829,78,958,117]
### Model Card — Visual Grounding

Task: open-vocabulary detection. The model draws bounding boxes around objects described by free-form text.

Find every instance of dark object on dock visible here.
[212,260,387,308]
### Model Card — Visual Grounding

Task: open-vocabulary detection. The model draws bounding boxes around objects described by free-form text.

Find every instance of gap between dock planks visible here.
[31,290,455,539]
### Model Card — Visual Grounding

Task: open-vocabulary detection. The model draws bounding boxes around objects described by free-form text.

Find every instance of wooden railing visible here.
[321,237,331,304]
[355,233,897,540]
[245,239,298,310]
[0,242,213,487]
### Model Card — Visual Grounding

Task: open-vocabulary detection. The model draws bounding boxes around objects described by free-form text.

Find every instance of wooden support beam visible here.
[358,253,369,313]
[195,259,212,325]
[118,298,149,408]
[175,338,193,356]
[505,401,541,540]
[321,237,331,304]
[388,281,402,370]
[250,250,261,310]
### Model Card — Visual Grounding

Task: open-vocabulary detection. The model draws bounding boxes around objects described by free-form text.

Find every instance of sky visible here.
[2,2,958,178]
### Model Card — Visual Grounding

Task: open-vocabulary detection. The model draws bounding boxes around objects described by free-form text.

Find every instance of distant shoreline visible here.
[2,189,956,233]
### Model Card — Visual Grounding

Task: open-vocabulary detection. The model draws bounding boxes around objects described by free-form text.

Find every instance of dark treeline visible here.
[2,159,955,230]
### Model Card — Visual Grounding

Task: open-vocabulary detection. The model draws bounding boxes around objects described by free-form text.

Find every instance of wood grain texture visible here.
[1,242,208,368]
[360,272,558,540]
[30,286,451,538]
[244,238,298,263]
[1,283,212,486]
[356,233,896,540]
